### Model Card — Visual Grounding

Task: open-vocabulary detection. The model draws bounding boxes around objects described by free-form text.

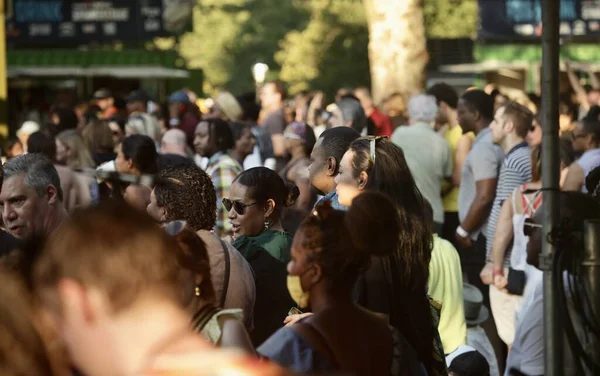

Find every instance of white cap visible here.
[445,344,477,367]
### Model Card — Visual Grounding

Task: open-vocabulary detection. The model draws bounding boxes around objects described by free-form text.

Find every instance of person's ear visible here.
[358,171,369,190]
[311,263,323,284]
[47,185,59,204]
[326,156,337,177]
[57,279,101,325]
[264,199,276,218]
[126,158,134,171]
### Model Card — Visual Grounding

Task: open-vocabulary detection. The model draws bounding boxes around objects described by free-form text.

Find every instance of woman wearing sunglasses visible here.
[225,167,298,345]
[335,136,446,375]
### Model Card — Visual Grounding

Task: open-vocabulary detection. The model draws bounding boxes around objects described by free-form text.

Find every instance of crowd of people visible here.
[1,79,600,376]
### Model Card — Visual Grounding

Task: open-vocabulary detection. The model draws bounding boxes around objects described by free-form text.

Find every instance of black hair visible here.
[204,118,235,152]
[51,107,78,133]
[585,166,600,197]
[121,134,158,174]
[237,93,260,123]
[427,83,459,109]
[582,106,600,144]
[27,132,57,163]
[318,127,360,174]
[3,138,22,158]
[155,164,217,231]
[422,198,434,229]
[229,122,252,142]
[461,90,494,121]
[233,167,299,221]
[299,123,316,157]
[298,192,401,293]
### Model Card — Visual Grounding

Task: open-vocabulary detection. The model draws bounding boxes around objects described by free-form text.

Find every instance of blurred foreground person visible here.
[33,202,286,376]
[563,107,600,192]
[149,164,256,329]
[0,272,63,375]
[0,153,68,240]
[259,193,426,375]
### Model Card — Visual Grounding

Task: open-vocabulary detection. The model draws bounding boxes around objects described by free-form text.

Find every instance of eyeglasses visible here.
[222,198,257,215]
[364,136,387,164]
[523,217,542,237]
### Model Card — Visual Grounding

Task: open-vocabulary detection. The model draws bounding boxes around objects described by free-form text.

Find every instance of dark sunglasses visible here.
[523,217,542,237]
[222,198,257,215]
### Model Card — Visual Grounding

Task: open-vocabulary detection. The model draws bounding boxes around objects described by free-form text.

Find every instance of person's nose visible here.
[227,207,237,220]
[3,204,17,222]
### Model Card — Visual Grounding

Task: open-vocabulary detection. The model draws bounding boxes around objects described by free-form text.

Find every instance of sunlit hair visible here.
[56,129,95,169]
[502,101,534,138]
[348,136,435,373]
[33,201,183,315]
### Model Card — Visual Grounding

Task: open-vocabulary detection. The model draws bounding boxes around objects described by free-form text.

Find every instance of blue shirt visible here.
[314,191,348,211]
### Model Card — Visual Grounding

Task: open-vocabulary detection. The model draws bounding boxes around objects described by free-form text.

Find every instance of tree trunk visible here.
[363,0,429,105]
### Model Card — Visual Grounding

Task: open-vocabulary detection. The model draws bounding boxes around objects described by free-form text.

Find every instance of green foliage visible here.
[422,0,478,39]
[276,0,370,98]
[179,0,477,97]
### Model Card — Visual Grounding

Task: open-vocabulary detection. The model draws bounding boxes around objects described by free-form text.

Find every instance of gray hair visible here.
[408,94,439,123]
[337,98,367,133]
[3,154,63,201]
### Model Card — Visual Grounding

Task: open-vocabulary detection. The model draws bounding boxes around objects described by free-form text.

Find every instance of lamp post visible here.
[252,62,269,103]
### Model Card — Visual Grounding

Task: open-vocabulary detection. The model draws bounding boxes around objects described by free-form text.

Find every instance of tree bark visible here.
[363,0,429,105]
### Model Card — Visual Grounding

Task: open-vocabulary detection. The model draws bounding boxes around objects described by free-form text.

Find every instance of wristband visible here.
[456,225,469,238]
[493,269,504,277]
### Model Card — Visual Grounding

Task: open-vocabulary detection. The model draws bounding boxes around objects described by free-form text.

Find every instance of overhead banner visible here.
[5,0,194,43]
[478,0,600,40]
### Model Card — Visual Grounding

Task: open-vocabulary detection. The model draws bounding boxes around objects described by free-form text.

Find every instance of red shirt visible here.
[369,107,393,137]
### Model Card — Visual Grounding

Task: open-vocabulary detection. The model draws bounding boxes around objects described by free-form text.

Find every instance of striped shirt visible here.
[485,142,532,263]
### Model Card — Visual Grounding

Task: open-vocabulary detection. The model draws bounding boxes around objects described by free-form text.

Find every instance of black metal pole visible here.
[541,1,561,375]
[583,220,600,373]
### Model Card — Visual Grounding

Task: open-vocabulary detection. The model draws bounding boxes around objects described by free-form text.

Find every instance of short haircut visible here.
[337,97,367,133]
[3,154,63,201]
[502,101,534,138]
[121,135,158,174]
[266,80,288,101]
[354,87,372,99]
[154,164,217,231]
[162,128,187,147]
[204,118,235,152]
[461,90,494,121]
[427,83,459,109]
[27,132,56,162]
[33,201,183,314]
[407,94,438,122]
[319,127,361,173]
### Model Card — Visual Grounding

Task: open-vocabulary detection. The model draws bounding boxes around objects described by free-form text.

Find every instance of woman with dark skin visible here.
[115,134,157,211]
[335,137,445,375]
[259,192,425,375]
[229,122,256,167]
[224,167,297,345]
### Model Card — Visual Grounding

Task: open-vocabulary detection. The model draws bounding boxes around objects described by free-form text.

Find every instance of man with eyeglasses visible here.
[563,110,600,192]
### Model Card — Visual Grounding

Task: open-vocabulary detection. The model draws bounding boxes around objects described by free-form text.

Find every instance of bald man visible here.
[158,128,194,171]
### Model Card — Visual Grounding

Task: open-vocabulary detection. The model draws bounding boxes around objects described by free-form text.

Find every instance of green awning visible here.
[474,44,600,64]
[7,49,189,78]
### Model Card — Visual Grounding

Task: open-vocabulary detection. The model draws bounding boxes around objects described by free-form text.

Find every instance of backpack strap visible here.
[219,239,231,308]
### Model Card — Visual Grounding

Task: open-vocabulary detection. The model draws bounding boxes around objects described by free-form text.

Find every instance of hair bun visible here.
[284,182,300,207]
[344,192,400,257]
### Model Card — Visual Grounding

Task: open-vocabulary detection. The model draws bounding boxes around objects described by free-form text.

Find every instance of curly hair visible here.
[154,164,217,231]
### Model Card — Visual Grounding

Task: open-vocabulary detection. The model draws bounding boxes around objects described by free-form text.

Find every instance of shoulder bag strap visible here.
[219,239,231,308]
[191,304,221,332]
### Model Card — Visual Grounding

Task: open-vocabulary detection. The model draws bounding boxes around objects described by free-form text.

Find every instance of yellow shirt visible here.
[442,125,474,212]
[428,235,467,354]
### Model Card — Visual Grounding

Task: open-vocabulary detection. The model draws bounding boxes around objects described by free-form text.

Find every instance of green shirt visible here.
[232,230,292,265]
